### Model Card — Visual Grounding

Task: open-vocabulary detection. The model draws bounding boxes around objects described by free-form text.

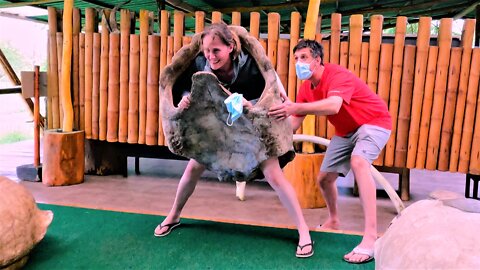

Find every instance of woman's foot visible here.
[343,237,376,263]
[154,218,181,237]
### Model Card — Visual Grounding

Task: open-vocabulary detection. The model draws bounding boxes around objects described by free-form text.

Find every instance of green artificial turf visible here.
[25,204,374,269]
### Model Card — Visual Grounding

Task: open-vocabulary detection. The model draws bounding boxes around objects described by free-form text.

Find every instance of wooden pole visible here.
[173,11,184,54]
[232,11,241,26]
[99,10,110,141]
[373,43,393,166]
[383,16,407,167]
[107,33,120,142]
[195,11,205,33]
[167,36,174,65]
[301,0,321,154]
[339,41,348,68]
[415,46,439,169]
[449,19,476,171]
[72,8,80,130]
[458,48,480,172]
[138,10,151,144]
[61,0,74,132]
[84,8,96,138]
[367,15,383,93]
[267,13,280,68]
[469,90,480,175]
[437,47,462,171]
[91,32,101,139]
[128,34,140,144]
[34,65,40,167]
[425,18,452,170]
[250,12,260,39]
[79,33,85,131]
[56,33,63,129]
[348,14,363,77]
[146,35,160,145]
[118,9,131,143]
[47,7,60,129]
[359,42,369,83]
[330,13,341,65]
[212,11,222,23]
[287,11,301,101]
[276,39,289,89]
[406,17,432,168]
[158,10,169,146]
[394,45,416,168]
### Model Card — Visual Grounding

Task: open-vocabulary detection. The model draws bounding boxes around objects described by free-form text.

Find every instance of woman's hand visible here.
[242,98,253,109]
[268,98,296,120]
[178,95,191,109]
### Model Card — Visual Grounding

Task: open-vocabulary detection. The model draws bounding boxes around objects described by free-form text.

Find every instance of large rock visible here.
[159,25,294,181]
[375,198,480,269]
[0,176,53,269]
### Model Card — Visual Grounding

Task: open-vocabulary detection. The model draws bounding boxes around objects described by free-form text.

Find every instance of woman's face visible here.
[202,34,233,71]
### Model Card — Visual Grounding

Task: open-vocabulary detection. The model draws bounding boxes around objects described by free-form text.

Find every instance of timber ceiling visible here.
[0,0,478,34]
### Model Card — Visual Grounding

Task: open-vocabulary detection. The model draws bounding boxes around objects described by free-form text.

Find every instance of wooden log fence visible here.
[46,8,479,175]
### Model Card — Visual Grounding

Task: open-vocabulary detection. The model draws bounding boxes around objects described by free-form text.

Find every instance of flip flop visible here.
[154,222,181,237]
[343,246,374,264]
[296,241,314,258]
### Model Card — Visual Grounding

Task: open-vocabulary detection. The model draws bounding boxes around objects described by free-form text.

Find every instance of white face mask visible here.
[224,93,243,126]
[295,61,313,80]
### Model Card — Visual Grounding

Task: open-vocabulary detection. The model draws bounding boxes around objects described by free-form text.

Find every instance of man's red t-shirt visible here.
[295,63,392,137]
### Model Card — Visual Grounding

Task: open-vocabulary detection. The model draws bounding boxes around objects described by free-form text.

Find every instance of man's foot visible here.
[343,246,374,264]
[154,219,181,237]
[315,218,340,230]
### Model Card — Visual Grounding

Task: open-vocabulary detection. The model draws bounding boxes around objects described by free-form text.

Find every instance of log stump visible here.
[284,153,326,209]
[42,129,85,186]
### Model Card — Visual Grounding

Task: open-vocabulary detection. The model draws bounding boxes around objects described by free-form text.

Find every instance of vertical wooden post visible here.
[146,35,160,146]
[118,9,131,143]
[250,12,260,39]
[359,42,369,83]
[106,33,120,142]
[458,48,480,172]
[394,45,416,168]
[138,10,151,144]
[232,11,241,26]
[84,8,96,138]
[34,66,40,167]
[449,19,476,171]
[72,8,80,130]
[99,11,110,141]
[384,16,407,166]
[287,12,301,101]
[415,46,439,169]
[426,18,453,170]
[267,13,280,68]
[173,11,184,54]
[128,34,140,144]
[348,14,363,77]
[276,39,289,89]
[406,17,432,168]
[195,11,205,33]
[91,32,101,139]
[212,11,222,23]
[47,7,60,129]
[367,15,383,93]
[56,32,64,128]
[79,33,85,131]
[330,13,341,65]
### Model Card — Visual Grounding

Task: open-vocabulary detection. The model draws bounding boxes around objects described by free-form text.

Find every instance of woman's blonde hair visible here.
[201,23,241,60]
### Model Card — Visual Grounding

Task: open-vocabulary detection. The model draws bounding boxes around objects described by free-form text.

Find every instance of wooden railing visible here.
[46,8,479,175]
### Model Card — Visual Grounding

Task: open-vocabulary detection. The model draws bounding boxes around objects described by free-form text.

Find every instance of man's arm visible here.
[268,95,343,120]
[289,115,305,132]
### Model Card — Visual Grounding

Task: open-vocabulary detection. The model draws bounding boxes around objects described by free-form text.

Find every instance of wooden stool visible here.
[284,153,326,209]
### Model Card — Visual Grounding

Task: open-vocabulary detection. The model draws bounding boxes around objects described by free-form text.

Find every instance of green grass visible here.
[0,131,32,144]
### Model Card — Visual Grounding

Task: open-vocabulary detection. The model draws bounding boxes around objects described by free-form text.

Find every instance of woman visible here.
[155,23,313,258]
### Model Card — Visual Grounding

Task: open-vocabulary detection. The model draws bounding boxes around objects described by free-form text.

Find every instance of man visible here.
[269,39,391,264]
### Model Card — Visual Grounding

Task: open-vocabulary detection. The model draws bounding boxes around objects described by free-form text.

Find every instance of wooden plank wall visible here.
[46,9,480,174]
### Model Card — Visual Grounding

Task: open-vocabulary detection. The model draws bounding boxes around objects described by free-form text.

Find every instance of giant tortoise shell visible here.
[0,176,53,269]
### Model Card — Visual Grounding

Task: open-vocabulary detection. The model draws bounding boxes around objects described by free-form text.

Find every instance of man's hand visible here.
[242,98,253,109]
[178,95,191,109]
[268,98,296,120]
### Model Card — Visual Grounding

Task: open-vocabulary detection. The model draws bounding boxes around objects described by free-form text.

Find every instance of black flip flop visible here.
[296,241,315,258]
[154,222,181,237]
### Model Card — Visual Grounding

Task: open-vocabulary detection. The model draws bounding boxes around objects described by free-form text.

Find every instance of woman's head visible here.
[201,23,241,71]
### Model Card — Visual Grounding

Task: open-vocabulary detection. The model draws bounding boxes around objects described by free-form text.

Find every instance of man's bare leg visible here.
[343,155,376,263]
[317,171,340,230]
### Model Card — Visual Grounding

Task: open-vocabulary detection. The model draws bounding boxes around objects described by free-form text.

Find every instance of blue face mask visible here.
[224,93,243,126]
[295,61,313,80]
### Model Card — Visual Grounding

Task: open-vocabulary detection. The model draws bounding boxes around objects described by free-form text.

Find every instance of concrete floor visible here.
[1,140,468,235]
